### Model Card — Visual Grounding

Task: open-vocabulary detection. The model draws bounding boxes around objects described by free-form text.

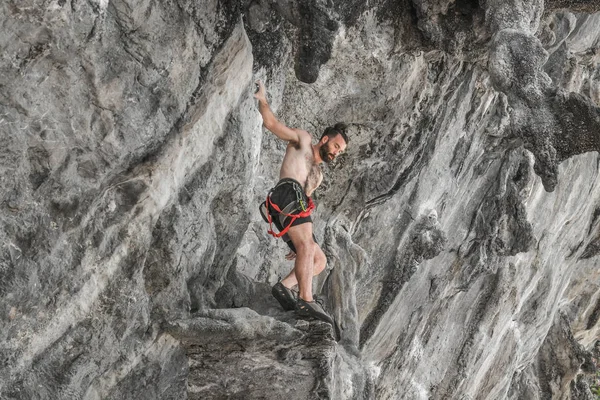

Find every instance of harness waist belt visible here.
[265,179,314,238]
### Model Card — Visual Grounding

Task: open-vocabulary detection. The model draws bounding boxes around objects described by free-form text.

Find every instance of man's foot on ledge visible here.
[272,281,297,311]
[296,297,335,326]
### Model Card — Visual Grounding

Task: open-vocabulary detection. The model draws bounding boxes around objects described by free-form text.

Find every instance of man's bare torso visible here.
[279,134,322,197]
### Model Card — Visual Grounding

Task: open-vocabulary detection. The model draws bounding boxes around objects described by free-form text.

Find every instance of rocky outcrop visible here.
[1,0,600,399]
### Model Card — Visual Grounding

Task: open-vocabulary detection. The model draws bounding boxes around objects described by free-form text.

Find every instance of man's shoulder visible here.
[284,129,312,149]
[293,129,312,143]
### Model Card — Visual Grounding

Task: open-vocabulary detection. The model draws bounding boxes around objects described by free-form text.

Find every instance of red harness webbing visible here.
[265,195,315,238]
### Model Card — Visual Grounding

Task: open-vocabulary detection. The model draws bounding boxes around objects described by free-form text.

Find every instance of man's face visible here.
[319,134,347,163]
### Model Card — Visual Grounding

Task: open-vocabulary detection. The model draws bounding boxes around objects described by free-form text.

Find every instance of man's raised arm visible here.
[254,80,303,144]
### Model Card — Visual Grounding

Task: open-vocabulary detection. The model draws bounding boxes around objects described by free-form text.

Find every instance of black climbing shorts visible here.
[268,178,317,253]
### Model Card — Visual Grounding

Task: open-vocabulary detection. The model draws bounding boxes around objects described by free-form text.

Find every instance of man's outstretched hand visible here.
[285,250,296,260]
[253,79,298,142]
[254,80,267,103]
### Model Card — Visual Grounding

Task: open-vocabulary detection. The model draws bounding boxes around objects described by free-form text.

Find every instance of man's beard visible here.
[319,143,334,163]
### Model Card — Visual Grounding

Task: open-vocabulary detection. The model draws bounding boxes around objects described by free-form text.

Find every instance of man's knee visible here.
[294,237,315,254]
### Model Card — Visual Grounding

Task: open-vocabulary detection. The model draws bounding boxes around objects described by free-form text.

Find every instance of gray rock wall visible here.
[1,0,600,399]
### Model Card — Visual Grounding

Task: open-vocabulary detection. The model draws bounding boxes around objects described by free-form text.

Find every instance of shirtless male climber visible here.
[254,80,348,326]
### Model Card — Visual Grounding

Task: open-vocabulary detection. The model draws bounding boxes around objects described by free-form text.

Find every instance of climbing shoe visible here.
[296,297,335,326]
[271,282,297,311]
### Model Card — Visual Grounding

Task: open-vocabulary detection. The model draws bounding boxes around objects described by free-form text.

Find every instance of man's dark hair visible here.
[320,123,349,144]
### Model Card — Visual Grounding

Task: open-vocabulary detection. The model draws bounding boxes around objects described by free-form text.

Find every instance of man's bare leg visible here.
[281,244,326,289]
[280,223,335,328]
[283,223,316,301]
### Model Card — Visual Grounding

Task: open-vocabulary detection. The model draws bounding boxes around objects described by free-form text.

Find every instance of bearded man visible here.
[255,80,348,325]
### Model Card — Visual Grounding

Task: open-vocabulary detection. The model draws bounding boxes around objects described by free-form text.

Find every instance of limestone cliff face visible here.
[1,0,600,399]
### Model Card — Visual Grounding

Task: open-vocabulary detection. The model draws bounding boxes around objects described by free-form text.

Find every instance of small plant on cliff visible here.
[590,341,600,399]
[591,368,600,398]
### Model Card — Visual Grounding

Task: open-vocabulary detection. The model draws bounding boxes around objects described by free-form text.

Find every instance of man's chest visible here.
[306,161,322,191]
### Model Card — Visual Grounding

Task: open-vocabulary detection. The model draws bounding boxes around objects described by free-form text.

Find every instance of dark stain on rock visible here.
[115,180,147,215]
[143,206,177,296]
[550,90,600,163]
[14,223,51,261]
[545,0,600,13]
[377,0,428,52]
[120,238,145,281]
[566,240,584,259]
[414,0,486,53]
[50,197,80,223]
[214,261,254,309]
[450,135,470,177]
[455,0,479,15]
[579,236,600,260]
[536,313,593,399]
[365,119,434,208]
[245,0,290,75]
[0,248,16,297]
[27,146,51,190]
[333,0,368,27]
[459,150,535,283]
[179,161,213,205]
[585,296,600,330]
[588,206,600,236]
[92,229,104,249]
[18,31,52,71]
[294,0,339,83]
